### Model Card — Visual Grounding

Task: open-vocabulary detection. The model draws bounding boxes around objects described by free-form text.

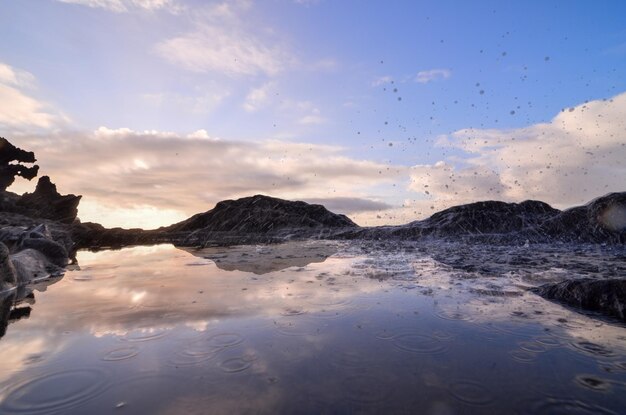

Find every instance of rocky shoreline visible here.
[1,137,625,322]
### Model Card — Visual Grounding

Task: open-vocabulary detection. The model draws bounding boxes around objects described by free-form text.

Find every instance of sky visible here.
[1,0,625,229]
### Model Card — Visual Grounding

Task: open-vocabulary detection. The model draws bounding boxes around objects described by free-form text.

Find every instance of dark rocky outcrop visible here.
[69,221,155,248]
[162,194,357,246]
[397,199,559,239]
[167,195,356,233]
[345,194,626,244]
[539,193,626,243]
[15,176,81,224]
[0,137,39,192]
[532,279,626,322]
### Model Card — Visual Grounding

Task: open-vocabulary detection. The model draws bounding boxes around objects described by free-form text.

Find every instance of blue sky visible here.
[1,0,625,228]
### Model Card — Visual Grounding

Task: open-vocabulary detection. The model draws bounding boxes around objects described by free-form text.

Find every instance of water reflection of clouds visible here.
[15,243,385,339]
[1,243,625,413]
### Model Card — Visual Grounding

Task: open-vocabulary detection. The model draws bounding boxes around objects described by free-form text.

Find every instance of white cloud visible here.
[186,129,219,140]
[143,85,231,114]
[0,63,35,87]
[294,0,320,5]
[409,161,506,201]
[0,62,65,131]
[57,0,181,13]
[371,76,393,87]
[415,69,451,84]
[243,82,276,112]
[299,113,326,125]
[308,58,338,71]
[12,128,405,228]
[154,22,290,76]
[410,92,626,208]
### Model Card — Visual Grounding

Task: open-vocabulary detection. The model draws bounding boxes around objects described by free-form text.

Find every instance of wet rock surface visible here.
[532,278,626,322]
[0,224,69,285]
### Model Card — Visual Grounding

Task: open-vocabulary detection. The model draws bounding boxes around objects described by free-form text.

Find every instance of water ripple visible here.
[448,379,495,406]
[0,368,110,414]
[392,333,447,355]
[101,346,140,362]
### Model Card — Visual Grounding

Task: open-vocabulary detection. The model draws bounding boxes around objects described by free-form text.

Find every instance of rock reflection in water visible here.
[0,242,623,414]
[181,241,338,274]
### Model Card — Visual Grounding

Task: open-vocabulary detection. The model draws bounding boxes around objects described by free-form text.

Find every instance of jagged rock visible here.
[0,137,39,192]
[532,278,626,322]
[16,176,81,224]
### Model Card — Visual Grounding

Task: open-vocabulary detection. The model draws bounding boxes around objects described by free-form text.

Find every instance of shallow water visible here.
[0,241,625,414]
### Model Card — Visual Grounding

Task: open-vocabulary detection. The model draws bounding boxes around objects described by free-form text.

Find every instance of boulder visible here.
[532,278,626,322]
[19,237,68,267]
[10,249,59,284]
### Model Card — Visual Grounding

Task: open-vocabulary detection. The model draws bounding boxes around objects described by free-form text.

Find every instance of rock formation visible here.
[0,224,69,286]
[0,137,39,192]
[532,278,626,322]
[14,176,81,224]
[348,194,626,244]
[403,199,559,238]
[163,194,358,246]
[539,192,626,243]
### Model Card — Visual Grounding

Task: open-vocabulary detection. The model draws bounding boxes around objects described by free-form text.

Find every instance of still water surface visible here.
[0,242,625,414]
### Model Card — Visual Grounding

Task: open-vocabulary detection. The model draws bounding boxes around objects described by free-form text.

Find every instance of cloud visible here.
[415,69,451,84]
[0,62,66,132]
[308,58,338,71]
[409,161,506,201]
[410,92,626,208]
[243,82,276,112]
[186,129,218,140]
[298,111,326,125]
[293,0,321,5]
[11,128,405,228]
[57,0,181,13]
[154,4,292,77]
[0,63,35,87]
[371,76,393,87]
[142,85,231,114]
